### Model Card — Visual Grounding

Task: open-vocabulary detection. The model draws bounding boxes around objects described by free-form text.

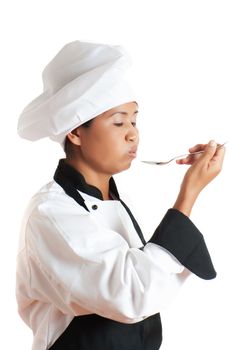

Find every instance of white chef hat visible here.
[17,40,136,146]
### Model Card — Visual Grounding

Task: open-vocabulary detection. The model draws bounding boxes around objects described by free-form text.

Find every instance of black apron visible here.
[49,313,162,350]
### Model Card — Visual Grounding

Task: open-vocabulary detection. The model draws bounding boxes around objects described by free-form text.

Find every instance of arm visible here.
[147,140,225,280]
[25,199,191,324]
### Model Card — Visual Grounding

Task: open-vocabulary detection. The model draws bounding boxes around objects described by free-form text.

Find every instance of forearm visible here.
[173,188,198,217]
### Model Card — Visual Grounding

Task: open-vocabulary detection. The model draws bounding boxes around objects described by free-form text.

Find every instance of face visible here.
[73,102,139,176]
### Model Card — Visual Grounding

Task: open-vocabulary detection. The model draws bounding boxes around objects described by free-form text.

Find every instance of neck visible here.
[65,158,111,200]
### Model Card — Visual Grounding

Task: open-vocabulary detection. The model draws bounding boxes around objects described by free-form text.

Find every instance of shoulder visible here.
[25,180,88,220]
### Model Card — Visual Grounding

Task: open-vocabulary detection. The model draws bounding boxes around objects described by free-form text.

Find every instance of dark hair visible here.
[64,118,93,157]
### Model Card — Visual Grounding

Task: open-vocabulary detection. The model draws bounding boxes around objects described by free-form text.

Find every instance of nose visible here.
[126,124,139,143]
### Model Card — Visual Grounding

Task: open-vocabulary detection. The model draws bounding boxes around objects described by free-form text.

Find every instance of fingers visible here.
[176,155,195,165]
[176,158,188,165]
[176,152,202,165]
[176,140,226,166]
[210,143,226,169]
[199,140,226,170]
[177,140,226,198]
[178,142,208,165]
[199,140,217,161]
[188,141,225,154]
[188,143,206,153]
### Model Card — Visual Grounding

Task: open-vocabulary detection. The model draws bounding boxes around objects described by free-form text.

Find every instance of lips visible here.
[128,147,138,158]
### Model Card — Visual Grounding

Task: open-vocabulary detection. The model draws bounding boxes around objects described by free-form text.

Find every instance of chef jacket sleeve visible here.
[148,208,216,280]
[25,200,214,324]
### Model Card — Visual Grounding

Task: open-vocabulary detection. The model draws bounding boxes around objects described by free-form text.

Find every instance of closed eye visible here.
[114,122,137,127]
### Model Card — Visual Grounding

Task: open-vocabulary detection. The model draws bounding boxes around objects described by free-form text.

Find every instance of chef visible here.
[16,40,225,350]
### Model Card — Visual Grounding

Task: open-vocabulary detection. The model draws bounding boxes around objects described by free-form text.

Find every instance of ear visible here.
[66,129,82,146]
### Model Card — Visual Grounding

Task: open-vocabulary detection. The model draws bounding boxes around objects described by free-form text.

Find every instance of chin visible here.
[112,161,132,175]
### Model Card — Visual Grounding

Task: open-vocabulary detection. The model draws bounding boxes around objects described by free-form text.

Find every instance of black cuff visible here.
[149,208,216,280]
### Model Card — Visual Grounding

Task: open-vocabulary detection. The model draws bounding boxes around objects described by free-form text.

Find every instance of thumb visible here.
[201,140,217,160]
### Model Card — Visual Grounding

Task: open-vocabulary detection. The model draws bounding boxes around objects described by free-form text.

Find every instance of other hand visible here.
[173,140,225,216]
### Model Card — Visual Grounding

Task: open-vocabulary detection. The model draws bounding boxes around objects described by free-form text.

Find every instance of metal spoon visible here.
[141,142,227,166]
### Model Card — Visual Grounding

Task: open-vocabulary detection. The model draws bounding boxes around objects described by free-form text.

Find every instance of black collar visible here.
[53,159,146,245]
[54,159,120,201]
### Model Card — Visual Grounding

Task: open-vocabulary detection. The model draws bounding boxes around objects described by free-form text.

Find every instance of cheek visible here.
[95,129,124,155]
[82,137,113,160]
[96,140,123,159]
[81,125,127,162]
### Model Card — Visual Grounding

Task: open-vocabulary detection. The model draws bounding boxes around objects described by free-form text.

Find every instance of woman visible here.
[16,40,225,350]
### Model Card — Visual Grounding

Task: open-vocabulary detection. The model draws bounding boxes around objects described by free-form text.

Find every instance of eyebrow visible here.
[109,110,139,117]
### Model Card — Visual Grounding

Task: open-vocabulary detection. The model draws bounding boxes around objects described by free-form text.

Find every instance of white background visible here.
[0,0,232,349]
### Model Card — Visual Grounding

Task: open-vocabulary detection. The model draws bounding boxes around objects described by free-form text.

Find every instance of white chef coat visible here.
[16,159,216,350]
